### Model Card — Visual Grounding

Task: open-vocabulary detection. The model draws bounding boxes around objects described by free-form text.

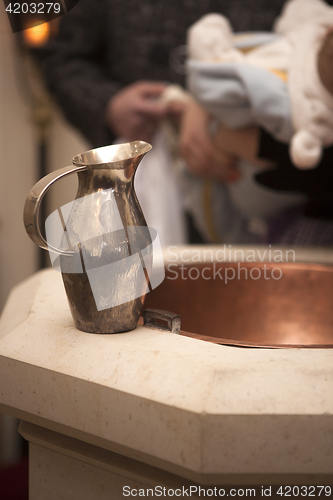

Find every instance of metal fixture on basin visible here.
[144,262,333,348]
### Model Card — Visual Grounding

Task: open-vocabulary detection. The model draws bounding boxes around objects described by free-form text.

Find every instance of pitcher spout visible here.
[72,141,152,172]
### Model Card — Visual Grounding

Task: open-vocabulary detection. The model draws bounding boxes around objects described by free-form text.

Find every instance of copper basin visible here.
[144,262,333,348]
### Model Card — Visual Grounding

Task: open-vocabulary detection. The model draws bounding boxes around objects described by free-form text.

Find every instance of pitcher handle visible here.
[24,164,87,254]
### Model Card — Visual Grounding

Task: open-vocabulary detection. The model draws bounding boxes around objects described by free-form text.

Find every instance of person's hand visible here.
[179,99,239,183]
[106,81,170,142]
[214,125,274,170]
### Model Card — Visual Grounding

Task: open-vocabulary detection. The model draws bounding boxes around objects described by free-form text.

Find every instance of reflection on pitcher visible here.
[24,141,165,334]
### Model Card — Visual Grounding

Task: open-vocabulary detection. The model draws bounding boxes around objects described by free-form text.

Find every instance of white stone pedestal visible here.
[0,267,333,498]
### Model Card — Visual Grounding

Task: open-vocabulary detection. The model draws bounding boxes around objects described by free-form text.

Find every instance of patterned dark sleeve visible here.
[38,0,120,147]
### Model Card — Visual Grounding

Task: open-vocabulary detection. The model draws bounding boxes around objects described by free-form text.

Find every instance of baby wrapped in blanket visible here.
[183,0,333,243]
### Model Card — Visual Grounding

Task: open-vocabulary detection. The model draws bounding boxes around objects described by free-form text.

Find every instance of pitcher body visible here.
[24,141,154,333]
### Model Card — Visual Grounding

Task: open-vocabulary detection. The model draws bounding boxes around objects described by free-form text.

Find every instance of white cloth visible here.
[274,0,333,168]
[134,130,187,248]
[187,13,244,63]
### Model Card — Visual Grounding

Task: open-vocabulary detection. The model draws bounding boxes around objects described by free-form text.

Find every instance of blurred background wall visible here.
[0,3,89,466]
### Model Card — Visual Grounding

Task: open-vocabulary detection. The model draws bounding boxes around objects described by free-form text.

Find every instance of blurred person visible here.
[36,0,287,245]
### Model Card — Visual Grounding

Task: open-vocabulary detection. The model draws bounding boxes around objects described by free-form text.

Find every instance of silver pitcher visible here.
[24,141,155,334]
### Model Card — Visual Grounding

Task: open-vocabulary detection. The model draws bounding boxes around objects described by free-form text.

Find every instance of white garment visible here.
[286,24,333,168]
[134,130,187,248]
[274,0,333,34]
[274,0,333,168]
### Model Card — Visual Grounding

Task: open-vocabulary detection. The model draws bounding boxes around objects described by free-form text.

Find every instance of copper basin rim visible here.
[144,262,333,348]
